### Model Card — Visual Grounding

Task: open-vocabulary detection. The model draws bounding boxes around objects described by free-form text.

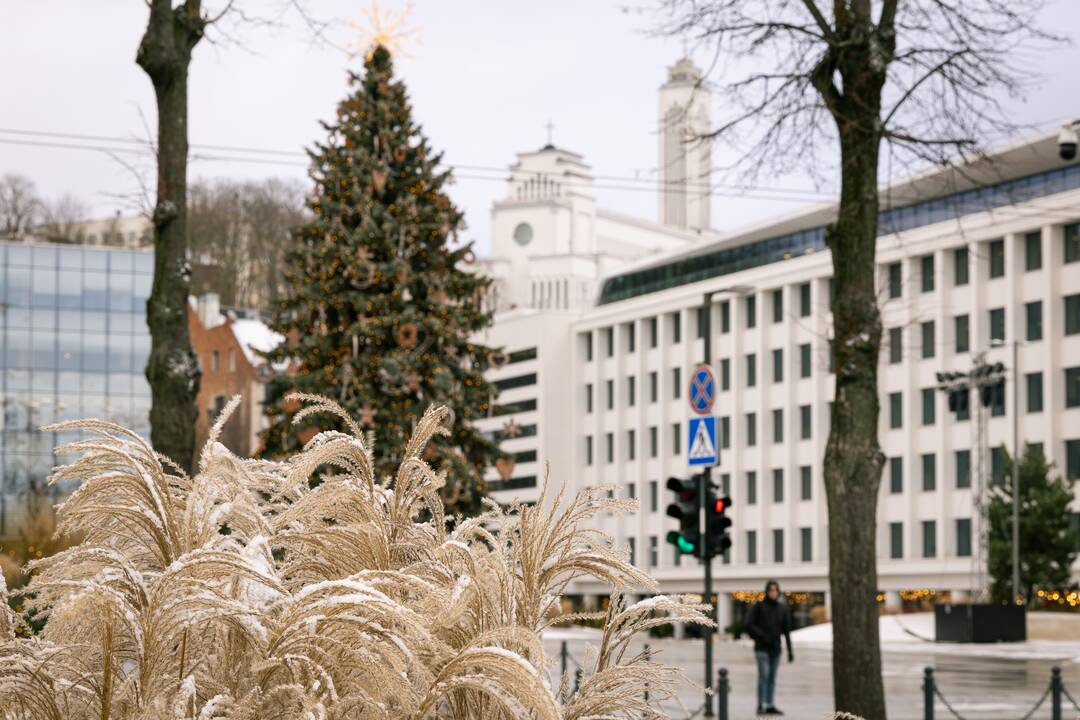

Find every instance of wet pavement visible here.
[544,635,1080,719]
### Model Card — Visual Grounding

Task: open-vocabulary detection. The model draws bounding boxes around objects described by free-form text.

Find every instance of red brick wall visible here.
[188,307,264,457]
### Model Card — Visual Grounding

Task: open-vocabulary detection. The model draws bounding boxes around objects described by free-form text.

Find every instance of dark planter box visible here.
[934,603,1026,643]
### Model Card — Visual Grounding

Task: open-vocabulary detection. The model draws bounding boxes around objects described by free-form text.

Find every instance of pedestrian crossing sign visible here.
[687,416,718,467]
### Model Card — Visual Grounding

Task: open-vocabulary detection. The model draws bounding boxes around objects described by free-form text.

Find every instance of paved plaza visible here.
[544,630,1080,719]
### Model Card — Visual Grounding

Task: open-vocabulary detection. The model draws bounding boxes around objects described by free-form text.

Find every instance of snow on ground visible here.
[789,612,1080,661]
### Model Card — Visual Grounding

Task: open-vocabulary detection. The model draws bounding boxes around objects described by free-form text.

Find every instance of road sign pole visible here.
[701,295,714,718]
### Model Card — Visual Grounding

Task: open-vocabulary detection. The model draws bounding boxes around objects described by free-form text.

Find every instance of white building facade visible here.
[569,132,1080,625]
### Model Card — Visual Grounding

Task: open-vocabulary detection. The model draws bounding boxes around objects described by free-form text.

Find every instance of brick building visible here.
[189,293,283,457]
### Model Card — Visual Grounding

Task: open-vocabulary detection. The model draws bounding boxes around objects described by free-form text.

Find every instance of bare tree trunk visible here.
[822,61,889,720]
[136,0,205,473]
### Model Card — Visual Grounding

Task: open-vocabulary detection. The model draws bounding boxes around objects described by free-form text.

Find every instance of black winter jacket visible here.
[744,598,793,657]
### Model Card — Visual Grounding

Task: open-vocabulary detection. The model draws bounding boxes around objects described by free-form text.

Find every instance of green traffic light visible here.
[676,536,697,553]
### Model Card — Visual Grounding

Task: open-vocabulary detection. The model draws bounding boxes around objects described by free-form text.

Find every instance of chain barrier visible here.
[1063,682,1080,715]
[1016,683,1053,720]
[932,684,971,720]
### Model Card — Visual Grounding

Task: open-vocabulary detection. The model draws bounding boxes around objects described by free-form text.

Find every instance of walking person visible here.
[743,579,794,716]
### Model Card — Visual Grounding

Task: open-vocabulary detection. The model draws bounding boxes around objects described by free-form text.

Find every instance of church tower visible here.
[658,57,711,233]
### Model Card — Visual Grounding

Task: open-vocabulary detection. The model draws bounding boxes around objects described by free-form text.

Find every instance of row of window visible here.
[885,296,1080,364]
[886,229,1080,300]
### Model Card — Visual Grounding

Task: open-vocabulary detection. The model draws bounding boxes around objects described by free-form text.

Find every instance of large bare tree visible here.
[135,0,321,473]
[657,2,1058,717]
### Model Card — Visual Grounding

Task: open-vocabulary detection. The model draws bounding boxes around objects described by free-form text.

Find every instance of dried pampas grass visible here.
[0,394,709,719]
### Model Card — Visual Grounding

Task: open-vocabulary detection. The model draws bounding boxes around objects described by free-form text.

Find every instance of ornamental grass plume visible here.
[0,394,709,719]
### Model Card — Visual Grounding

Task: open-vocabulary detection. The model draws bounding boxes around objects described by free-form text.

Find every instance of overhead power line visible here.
[0,126,833,201]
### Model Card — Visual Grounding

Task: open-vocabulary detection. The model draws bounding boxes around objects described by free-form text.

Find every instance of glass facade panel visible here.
[0,241,152,535]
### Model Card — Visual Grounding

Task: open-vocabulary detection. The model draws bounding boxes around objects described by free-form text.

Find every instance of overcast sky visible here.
[2,1,1077,256]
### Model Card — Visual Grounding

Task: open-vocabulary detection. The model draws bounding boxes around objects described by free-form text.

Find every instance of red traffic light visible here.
[712,496,732,513]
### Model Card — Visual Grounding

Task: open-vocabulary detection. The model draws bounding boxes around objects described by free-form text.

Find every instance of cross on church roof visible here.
[544,120,554,147]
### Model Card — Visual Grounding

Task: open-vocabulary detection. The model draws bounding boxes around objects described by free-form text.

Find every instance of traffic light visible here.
[666,475,702,557]
[705,490,733,557]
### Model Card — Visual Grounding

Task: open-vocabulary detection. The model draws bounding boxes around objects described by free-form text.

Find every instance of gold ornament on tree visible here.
[346,0,417,61]
[495,458,516,482]
[395,322,418,349]
[502,419,523,439]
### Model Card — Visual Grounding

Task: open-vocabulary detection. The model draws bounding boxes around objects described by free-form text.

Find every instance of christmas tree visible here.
[261,45,501,516]
[989,445,1078,603]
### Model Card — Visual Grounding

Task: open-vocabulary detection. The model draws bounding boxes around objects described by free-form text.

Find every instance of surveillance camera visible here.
[1060,122,1079,161]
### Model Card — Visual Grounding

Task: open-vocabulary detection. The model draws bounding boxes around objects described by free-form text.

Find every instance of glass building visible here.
[1,241,152,535]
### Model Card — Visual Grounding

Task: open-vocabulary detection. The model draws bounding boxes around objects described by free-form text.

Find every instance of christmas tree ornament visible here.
[462,249,476,265]
[393,145,406,162]
[395,322,418,349]
[488,350,508,369]
[495,458,516,482]
[406,370,422,393]
[372,168,388,192]
[502,418,523,438]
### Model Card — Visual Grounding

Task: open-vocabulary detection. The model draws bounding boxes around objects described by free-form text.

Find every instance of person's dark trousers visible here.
[754,649,780,710]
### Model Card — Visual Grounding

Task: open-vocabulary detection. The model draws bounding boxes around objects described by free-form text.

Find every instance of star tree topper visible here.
[347,0,417,61]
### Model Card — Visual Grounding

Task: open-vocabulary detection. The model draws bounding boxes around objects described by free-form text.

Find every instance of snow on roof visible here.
[231,318,284,368]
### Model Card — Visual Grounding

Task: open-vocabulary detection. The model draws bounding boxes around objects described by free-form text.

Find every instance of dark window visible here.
[990,307,1005,343]
[605,433,614,463]
[800,343,811,378]
[720,358,730,390]
[772,409,784,444]
[1067,367,1080,408]
[921,321,935,359]
[1025,231,1042,271]
[649,316,658,347]
[1066,223,1080,263]
[1066,294,1080,335]
[989,239,1005,278]
[991,446,1006,486]
[887,262,902,299]
[649,426,658,457]
[921,387,936,426]
[921,254,935,292]
[922,520,937,558]
[627,429,635,460]
[957,519,972,557]
[747,530,757,564]
[800,466,812,500]
[650,371,658,402]
[649,536,658,567]
[606,327,614,357]
[672,423,681,455]
[922,453,936,491]
[606,379,614,409]
[773,529,784,563]
[492,398,537,415]
[626,322,636,352]
[720,300,730,333]
[799,282,811,317]
[670,312,681,343]
[627,376,636,407]
[954,247,969,285]
[586,436,593,465]
[746,412,757,447]
[772,289,783,323]
[1026,301,1043,342]
[508,347,537,363]
[1067,439,1080,480]
[773,468,784,502]
[628,537,636,565]
[746,295,757,328]
[626,483,636,500]
[672,367,681,399]
[889,392,902,429]
[889,456,903,494]
[720,416,730,449]
[1027,372,1044,413]
[955,314,970,353]
[649,480,658,512]
[956,449,971,488]
[890,522,904,559]
[495,372,538,391]
[696,306,708,338]
[772,348,784,383]
[799,405,811,440]
[721,473,731,496]
[801,528,812,562]
[889,327,902,364]
[586,384,593,413]
[747,471,757,505]
[746,353,757,387]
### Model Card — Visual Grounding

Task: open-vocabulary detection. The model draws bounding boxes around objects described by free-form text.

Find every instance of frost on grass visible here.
[0,394,710,719]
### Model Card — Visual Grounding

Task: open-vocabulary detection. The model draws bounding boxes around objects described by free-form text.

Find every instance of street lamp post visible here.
[1010,339,1021,602]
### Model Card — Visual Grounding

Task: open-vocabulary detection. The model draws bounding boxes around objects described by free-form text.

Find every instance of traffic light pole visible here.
[701,291,715,718]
